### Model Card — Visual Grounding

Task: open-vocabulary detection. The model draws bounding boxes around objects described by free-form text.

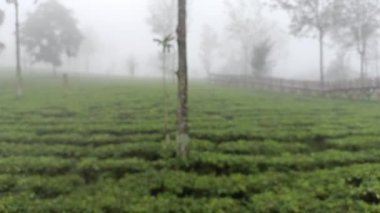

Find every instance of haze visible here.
[0,0,343,80]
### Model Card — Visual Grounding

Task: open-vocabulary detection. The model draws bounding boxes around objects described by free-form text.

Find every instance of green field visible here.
[1,74,380,212]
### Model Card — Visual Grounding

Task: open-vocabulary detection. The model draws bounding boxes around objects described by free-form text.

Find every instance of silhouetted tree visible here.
[199,24,219,76]
[21,0,83,75]
[274,0,336,86]
[251,38,273,77]
[226,0,273,75]
[177,0,189,160]
[326,48,351,81]
[127,56,137,77]
[333,0,380,80]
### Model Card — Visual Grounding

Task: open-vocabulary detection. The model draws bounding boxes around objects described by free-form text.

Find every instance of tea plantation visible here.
[1,74,380,212]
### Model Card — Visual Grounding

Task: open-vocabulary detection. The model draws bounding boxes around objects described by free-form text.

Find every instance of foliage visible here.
[20,0,83,68]
[274,0,338,83]
[147,0,177,37]
[274,0,336,37]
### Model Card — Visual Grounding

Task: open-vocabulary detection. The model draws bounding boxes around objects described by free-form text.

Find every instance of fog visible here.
[0,0,362,80]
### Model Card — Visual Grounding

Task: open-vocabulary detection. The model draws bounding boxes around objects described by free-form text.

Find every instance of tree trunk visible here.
[176,0,189,160]
[319,30,325,88]
[15,0,22,96]
[360,52,365,81]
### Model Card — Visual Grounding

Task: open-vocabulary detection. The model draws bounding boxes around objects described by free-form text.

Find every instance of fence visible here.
[209,74,380,98]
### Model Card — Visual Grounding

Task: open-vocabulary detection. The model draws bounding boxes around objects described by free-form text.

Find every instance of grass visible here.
[0,72,380,212]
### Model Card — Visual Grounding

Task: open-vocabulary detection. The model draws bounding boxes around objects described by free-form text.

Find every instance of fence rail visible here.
[210,74,380,95]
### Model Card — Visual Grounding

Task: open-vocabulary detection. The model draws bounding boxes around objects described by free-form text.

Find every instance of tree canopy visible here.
[332,0,380,79]
[275,0,336,37]
[274,0,337,84]
[147,0,177,38]
[21,0,82,68]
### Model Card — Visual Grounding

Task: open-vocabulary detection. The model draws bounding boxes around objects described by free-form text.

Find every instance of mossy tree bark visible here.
[176,0,189,160]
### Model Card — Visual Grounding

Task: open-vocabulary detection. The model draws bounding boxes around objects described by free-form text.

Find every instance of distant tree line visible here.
[197,0,380,83]
[275,0,380,83]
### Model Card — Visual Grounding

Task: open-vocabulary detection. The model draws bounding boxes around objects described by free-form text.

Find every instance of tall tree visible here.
[176,0,189,160]
[21,0,82,75]
[6,0,22,96]
[155,35,175,144]
[274,0,336,86]
[148,0,178,147]
[199,24,219,76]
[333,0,380,80]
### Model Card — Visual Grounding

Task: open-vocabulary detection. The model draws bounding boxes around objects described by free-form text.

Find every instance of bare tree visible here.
[127,55,137,77]
[199,24,219,76]
[176,0,189,160]
[274,0,336,86]
[225,0,264,75]
[333,0,380,80]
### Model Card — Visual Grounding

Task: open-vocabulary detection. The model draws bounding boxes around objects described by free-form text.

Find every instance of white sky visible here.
[0,0,340,80]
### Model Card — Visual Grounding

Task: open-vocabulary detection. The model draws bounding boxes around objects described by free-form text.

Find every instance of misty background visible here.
[0,0,362,80]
